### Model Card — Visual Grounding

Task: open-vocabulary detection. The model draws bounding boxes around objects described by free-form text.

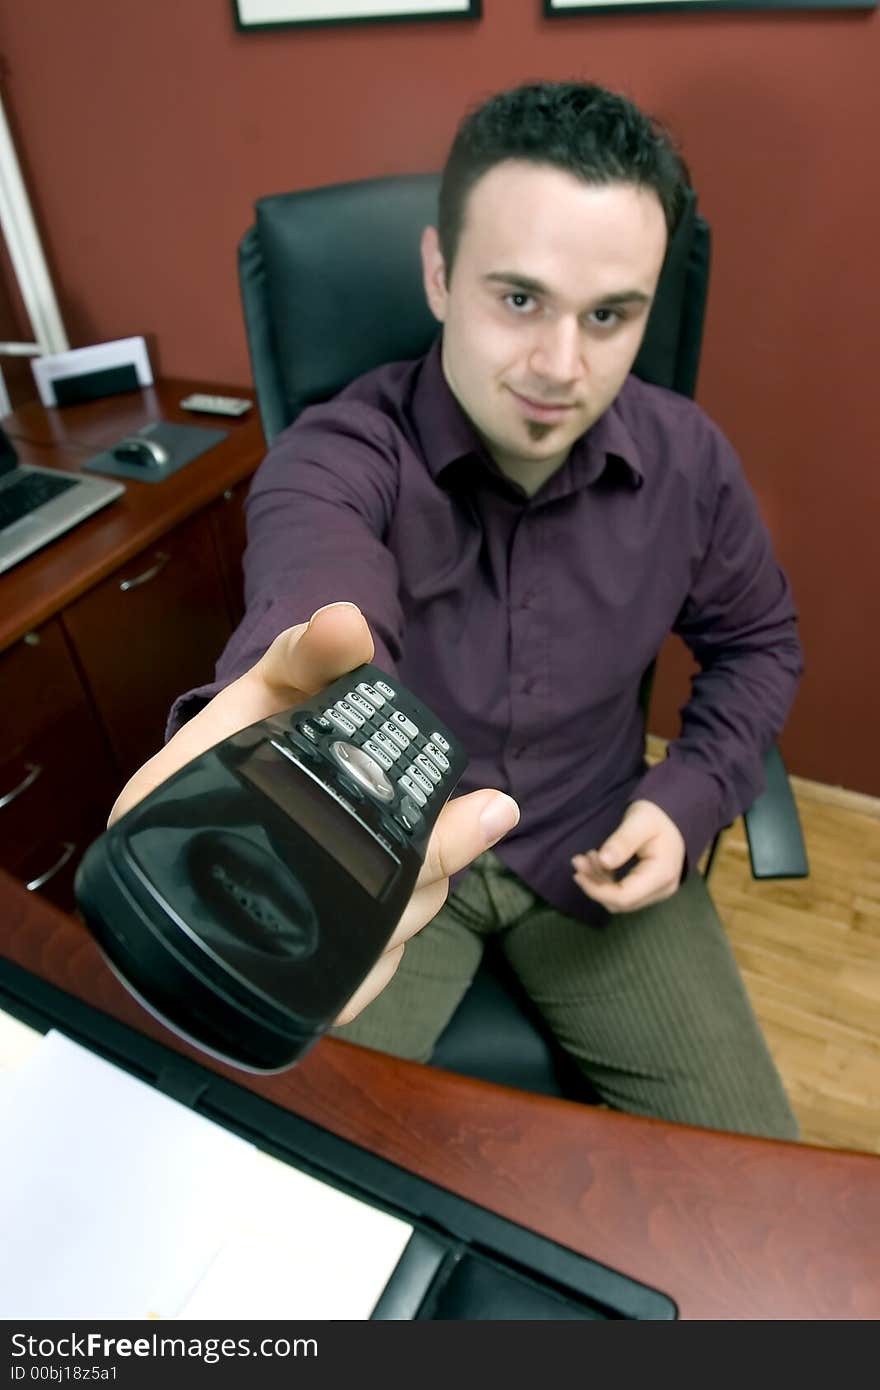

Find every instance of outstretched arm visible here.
[111,603,520,1022]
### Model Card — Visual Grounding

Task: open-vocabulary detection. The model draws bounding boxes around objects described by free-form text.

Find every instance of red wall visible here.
[1,1,877,793]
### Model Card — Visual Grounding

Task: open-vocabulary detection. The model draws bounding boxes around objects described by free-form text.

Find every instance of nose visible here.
[528,316,583,386]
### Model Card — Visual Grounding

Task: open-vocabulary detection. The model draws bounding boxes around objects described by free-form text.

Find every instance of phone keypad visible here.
[291,673,456,839]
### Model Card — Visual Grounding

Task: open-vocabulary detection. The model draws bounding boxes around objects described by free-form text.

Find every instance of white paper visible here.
[0,1006,42,1075]
[0,1029,413,1319]
[177,1153,413,1321]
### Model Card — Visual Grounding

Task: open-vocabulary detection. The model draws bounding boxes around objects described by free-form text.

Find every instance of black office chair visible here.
[238,173,808,1102]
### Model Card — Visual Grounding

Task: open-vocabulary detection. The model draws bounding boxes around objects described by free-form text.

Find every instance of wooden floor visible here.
[702,775,880,1157]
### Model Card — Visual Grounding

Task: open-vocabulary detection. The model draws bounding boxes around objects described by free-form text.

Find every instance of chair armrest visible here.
[743,744,809,880]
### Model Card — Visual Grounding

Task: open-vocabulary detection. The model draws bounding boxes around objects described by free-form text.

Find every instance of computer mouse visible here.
[112,436,170,467]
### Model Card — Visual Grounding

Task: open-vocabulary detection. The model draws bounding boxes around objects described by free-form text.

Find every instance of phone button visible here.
[422,742,450,773]
[356,682,386,709]
[363,738,394,771]
[397,774,427,808]
[295,719,322,745]
[394,796,424,834]
[413,753,442,785]
[390,711,419,739]
[325,708,357,736]
[330,740,394,803]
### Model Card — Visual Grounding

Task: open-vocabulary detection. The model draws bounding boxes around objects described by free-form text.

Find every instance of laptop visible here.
[0,423,124,576]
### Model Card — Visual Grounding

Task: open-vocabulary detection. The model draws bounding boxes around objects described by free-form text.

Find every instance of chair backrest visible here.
[238,173,711,445]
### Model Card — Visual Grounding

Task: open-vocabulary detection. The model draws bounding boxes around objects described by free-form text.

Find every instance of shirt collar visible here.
[411,337,644,492]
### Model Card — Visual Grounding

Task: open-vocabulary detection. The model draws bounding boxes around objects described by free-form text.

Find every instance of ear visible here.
[420,226,449,323]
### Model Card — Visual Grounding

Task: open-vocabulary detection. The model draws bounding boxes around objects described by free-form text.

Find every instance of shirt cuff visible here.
[632,756,725,875]
[166,683,223,741]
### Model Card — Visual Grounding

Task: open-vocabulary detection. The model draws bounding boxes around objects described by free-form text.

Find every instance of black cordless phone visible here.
[74,664,467,1073]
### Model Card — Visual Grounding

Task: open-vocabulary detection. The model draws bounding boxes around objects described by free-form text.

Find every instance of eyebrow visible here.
[484,272,652,308]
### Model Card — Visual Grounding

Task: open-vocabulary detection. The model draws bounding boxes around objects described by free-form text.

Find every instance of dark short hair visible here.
[437,81,690,276]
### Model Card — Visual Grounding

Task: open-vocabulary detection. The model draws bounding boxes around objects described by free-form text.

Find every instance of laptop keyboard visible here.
[0,472,79,530]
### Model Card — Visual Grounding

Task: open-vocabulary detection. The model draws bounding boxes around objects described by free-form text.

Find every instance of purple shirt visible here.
[170,340,802,925]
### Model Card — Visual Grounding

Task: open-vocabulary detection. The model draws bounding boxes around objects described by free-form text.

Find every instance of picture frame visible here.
[544,0,875,13]
[233,0,481,31]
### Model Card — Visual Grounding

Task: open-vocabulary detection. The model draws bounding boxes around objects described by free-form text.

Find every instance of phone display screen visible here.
[240,743,398,899]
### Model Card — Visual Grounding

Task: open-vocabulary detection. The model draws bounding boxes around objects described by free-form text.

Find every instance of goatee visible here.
[526,421,554,442]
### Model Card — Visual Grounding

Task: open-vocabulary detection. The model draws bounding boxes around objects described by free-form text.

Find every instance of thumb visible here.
[418,789,520,888]
[256,601,375,700]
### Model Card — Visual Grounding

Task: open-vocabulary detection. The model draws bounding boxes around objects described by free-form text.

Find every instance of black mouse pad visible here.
[83,421,228,483]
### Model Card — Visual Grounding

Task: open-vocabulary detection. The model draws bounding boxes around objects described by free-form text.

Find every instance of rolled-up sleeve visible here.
[634,430,804,870]
[166,402,405,738]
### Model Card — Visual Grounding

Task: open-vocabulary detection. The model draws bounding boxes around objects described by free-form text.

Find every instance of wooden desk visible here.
[2,868,878,1322]
[1,379,265,652]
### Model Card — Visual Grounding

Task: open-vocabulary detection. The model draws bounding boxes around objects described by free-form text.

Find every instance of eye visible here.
[504,291,537,315]
[588,307,623,328]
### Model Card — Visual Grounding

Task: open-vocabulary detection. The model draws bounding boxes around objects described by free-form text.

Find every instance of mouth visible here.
[508,387,579,424]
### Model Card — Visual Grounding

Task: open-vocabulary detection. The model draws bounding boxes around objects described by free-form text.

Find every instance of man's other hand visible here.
[571,799,686,913]
[107,601,520,1023]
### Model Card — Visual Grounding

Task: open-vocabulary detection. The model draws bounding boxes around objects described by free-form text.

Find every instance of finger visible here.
[386,877,449,950]
[571,849,615,883]
[594,820,645,873]
[573,857,674,913]
[415,788,520,890]
[335,943,405,1025]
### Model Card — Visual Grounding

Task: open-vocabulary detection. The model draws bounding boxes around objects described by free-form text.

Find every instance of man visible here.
[114,81,802,1137]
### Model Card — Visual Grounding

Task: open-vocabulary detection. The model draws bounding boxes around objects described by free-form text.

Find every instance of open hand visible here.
[572,799,685,913]
[109,601,520,1022]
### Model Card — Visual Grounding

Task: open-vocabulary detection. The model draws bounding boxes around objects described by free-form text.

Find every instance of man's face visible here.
[421,161,668,483]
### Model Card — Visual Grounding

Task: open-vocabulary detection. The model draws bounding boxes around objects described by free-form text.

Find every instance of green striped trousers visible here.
[333,848,799,1140]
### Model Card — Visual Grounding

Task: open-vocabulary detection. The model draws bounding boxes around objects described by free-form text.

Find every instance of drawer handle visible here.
[119,550,170,592]
[26,841,77,892]
[0,761,42,810]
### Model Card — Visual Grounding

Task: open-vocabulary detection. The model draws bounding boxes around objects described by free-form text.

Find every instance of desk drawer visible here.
[1,619,118,912]
[62,510,234,782]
